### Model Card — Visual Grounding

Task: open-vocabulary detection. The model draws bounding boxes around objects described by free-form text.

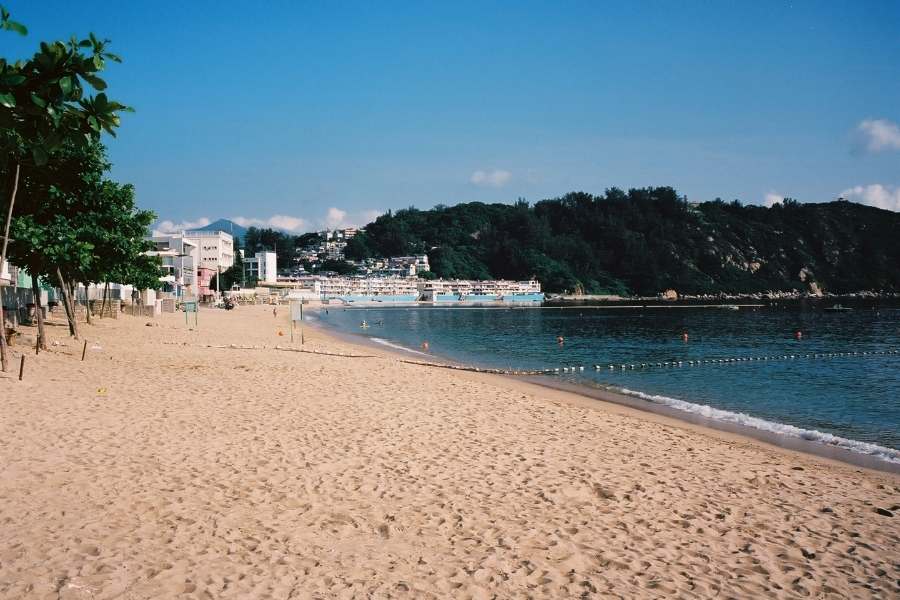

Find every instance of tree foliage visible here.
[242,226,314,270]
[4,142,160,290]
[348,189,900,295]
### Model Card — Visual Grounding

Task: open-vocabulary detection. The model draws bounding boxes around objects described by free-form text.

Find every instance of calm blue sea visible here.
[313,303,900,463]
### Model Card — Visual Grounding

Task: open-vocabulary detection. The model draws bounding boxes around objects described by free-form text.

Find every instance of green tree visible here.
[1,7,130,361]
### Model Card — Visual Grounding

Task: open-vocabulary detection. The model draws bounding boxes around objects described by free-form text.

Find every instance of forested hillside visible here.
[344,187,900,295]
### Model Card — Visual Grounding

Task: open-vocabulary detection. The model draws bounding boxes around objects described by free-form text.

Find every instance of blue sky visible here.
[4,1,900,232]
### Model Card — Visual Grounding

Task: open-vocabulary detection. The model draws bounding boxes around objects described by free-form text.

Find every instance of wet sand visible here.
[1,305,898,598]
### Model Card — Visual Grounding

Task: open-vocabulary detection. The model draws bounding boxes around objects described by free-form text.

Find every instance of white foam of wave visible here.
[618,387,900,464]
[370,337,431,356]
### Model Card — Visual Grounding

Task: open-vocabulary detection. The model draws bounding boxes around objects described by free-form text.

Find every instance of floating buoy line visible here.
[538,349,900,375]
[159,341,899,378]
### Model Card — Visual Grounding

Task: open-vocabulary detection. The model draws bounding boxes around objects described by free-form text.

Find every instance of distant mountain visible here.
[343,188,900,295]
[190,219,248,244]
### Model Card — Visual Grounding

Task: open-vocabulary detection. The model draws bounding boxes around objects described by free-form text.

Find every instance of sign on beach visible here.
[183,299,198,328]
[290,300,304,344]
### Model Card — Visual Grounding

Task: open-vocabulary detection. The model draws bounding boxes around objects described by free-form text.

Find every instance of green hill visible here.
[344,187,900,295]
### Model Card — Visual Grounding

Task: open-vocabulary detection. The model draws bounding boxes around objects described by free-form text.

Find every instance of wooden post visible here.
[18,355,24,380]
[0,162,20,374]
[31,277,46,351]
[81,339,88,361]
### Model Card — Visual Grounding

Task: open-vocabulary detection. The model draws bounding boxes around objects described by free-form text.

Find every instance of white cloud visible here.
[157,208,383,237]
[840,184,900,212]
[359,209,383,224]
[230,215,309,233]
[321,207,382,229]
[763,192,784,207]
[855,119,900,153]
[470,169,512,187]
[325,207,348,229]
[154,217,211,233]
[267,215,308,232]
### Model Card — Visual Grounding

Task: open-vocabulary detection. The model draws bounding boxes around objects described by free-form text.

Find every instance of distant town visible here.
[145,225,543,305]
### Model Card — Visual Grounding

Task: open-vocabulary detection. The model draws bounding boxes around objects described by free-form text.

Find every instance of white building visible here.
[0,258,10,287]
[388,255,430,276]
[182,230,235,272]
[243,251,278,284]
[148,233,200,298]
[418,278,542,300]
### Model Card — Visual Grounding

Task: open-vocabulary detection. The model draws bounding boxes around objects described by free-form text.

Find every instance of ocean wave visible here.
[370,337,431,356]
[617,387,900,464]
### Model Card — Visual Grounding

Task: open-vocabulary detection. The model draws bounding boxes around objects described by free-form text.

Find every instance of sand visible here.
[1,304,898,599]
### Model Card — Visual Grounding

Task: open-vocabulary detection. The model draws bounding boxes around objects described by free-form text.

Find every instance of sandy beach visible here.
[1,305,899,599]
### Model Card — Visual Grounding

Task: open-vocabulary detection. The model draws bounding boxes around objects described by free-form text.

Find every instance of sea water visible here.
[315,303,900,462]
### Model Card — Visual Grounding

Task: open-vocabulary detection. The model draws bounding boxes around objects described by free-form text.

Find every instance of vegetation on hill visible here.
[343,188,900,295]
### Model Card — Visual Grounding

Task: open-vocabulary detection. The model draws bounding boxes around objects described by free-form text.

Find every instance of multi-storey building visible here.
[148,234,200,298]
[243,251,278,284]
[182,230,235,272]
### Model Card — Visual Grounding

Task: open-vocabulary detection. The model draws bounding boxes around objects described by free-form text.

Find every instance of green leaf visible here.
[81,73,107,90]
[1,19,27,36]
[31,145,49,166]
[59,75,73,96]
[0,91,14,107]
[29,92,46,107]
[0,73,26,85]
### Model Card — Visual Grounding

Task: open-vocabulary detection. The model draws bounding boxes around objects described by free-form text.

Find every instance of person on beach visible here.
[273,306,278,318]
[421,341,430,352]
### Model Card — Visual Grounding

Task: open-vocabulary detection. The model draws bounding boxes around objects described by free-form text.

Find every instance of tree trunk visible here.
[100,281,110,318]
[31,277,46,350]
[69,282,77,323]
[56,268,79,339]
[83,283,93,324]
[0,162,20,372]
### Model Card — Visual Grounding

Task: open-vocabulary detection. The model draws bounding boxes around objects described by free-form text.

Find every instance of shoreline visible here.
[305,309,900,476]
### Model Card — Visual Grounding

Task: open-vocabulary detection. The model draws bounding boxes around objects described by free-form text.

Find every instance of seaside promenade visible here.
[1,306,898,598]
